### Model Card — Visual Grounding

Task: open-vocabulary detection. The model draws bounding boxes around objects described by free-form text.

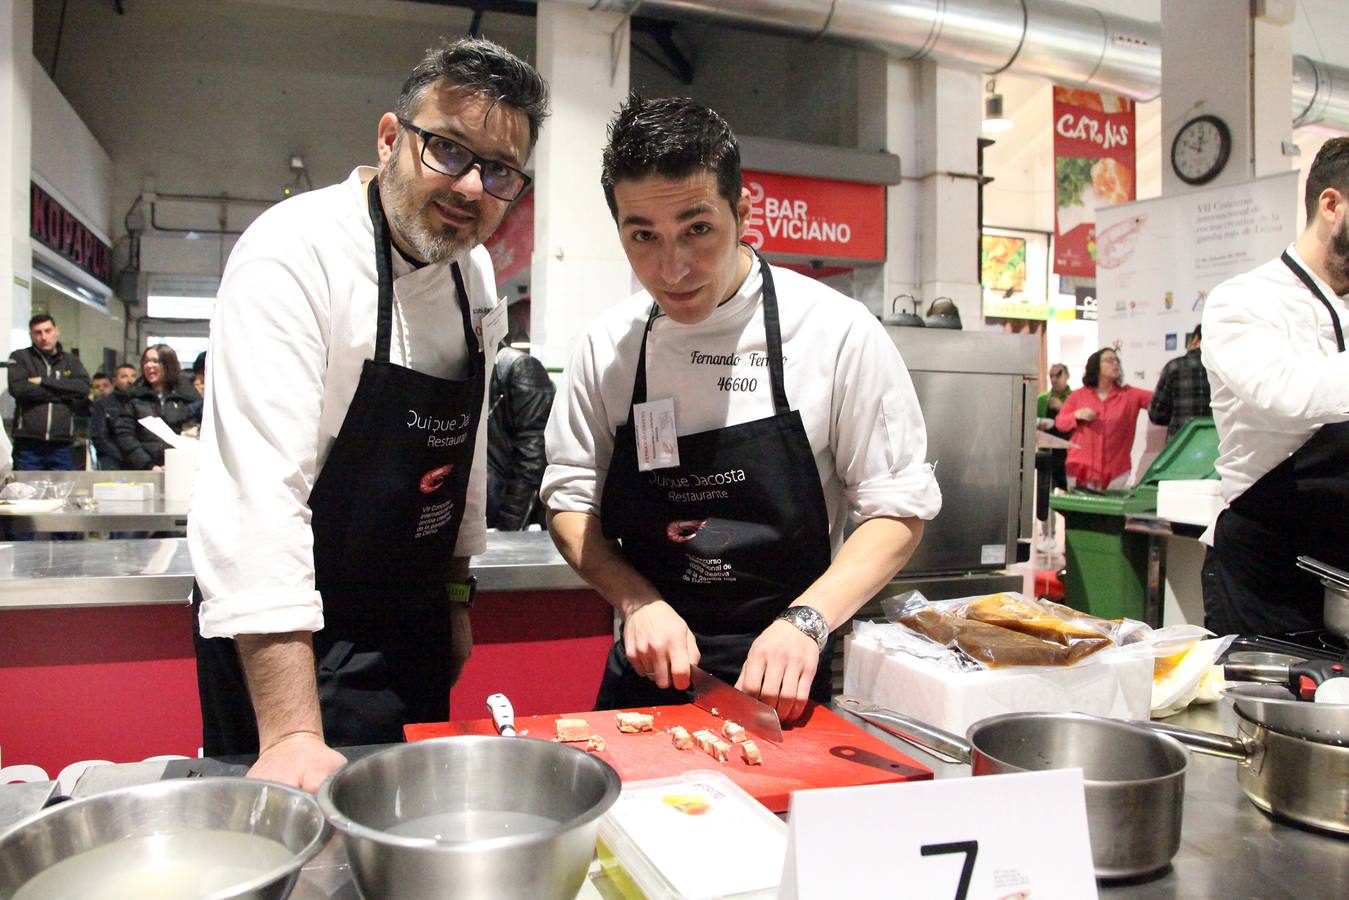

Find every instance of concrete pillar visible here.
[530,3,632,371]
[863,57,983,329]
[1161,0,1294,194]
[1,0,34,357]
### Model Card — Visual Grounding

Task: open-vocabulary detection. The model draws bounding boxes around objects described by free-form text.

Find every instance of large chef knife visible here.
[689,665,784,744]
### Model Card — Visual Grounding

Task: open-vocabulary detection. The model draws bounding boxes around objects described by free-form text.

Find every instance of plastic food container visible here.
[596,770,786,900]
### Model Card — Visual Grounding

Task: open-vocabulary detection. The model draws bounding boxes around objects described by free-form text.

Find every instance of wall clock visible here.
[1170,114,1232,186]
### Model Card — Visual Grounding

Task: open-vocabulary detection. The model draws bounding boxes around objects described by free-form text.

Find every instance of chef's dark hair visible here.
[1305,136,1349,224]
[1081,347,1123,389]
[601,94,742,220]
[28,313,54,329]
[396,38,550,148]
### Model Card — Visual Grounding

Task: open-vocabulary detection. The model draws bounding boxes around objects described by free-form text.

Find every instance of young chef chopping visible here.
[542,96,941,723]
[1200,136,1349,635]
[188,39,549,790]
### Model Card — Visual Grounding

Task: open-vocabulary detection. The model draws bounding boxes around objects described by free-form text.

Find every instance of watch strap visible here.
[448,576,477,609]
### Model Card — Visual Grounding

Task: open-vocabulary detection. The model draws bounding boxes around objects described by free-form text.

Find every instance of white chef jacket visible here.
[191,167,496,639]
[542,253,942,552]
[1201,244,1349,541]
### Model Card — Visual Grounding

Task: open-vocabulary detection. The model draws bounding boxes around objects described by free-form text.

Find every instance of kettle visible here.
[883,294,926,328]
[924,296,963,330]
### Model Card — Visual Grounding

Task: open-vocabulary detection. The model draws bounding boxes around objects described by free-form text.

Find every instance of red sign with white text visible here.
[485,188,534,284]
[1052,87,1136,278]
[742,170,885,261]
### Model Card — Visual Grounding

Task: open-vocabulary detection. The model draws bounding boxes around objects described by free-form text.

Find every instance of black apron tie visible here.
[1202,251,1349,635]
[194,175,488,754]
[596,246,835,709]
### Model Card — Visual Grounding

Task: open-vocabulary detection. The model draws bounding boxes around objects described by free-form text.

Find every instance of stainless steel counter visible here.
[0,497,190,533]
[8,700,1341,898]
[0,531,588,610]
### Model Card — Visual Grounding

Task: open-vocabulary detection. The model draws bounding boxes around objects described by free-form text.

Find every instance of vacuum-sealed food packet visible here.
[897,606,1113,668]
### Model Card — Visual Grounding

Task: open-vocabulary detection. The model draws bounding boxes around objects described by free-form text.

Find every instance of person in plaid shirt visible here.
[1149,325,1212,441]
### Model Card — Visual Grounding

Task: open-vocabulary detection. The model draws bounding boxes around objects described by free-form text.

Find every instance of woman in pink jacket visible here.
[1055,347,1152,490]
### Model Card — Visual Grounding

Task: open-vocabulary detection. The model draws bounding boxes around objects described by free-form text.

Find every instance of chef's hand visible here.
[623,600,700,691]
[1075,408,1097,422]
[449,603,472,687]
[737,619,818,724]
[247,731,347,794]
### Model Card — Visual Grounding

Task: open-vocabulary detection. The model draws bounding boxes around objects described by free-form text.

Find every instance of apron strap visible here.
[367,175,483,368]
[1281,250,1346,353]
[629,245,789,415]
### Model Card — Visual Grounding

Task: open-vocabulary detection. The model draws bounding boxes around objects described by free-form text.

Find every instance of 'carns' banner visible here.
[1052,87,1136,278]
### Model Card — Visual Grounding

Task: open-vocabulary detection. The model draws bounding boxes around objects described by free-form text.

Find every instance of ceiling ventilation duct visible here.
[554,0,1349,133]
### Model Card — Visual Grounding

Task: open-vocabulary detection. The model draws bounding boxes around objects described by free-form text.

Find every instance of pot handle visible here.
[1132,719,1253,761]
[486,692,517,737]
[835,696,972,764]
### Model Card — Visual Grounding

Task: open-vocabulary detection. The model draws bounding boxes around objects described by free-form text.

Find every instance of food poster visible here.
[1053,87,1137,278]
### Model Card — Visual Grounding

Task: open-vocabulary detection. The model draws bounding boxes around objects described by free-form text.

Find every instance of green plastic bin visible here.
[1049,418,1219,620]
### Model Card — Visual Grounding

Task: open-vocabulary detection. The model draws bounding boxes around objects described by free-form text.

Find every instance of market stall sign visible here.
[1052,87,1136,279]
[484,188,534,284]
[742,170,885,261]
[780,769,1098,899]
[30,183,112,286]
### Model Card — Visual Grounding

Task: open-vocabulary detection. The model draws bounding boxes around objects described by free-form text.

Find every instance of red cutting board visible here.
[404,703,931,813]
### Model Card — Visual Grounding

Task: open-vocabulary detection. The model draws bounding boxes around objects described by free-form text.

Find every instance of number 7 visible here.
[920,840,979,900]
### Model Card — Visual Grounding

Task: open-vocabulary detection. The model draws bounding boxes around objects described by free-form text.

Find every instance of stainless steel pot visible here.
[1224,683,1349,745]
[836,698,1188,880]
[1296,555,1349,640]
[317,736,621,900]
[0,777,329,899]
[1141,710,1349,836]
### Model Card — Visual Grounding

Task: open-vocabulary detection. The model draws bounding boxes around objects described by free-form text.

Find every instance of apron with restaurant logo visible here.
[596,248,836,709]
[193,177,486,755]
[1202,251,1349,636]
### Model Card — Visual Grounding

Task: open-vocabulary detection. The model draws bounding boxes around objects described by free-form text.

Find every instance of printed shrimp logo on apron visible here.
[419,464,454,494]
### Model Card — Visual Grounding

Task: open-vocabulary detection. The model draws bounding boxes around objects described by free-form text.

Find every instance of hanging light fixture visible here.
[982,79,1014,133]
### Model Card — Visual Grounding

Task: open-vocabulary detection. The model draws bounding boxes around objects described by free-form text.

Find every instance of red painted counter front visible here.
[1,588,615,779]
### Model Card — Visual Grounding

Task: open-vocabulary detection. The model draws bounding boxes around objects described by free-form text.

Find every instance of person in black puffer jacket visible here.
[112,344,201,470]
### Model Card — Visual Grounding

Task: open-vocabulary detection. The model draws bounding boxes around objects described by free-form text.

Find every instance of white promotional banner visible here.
[1095,171,1299,389]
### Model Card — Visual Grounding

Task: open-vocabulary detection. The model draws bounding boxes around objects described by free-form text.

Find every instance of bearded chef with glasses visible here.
[188,38,549,792]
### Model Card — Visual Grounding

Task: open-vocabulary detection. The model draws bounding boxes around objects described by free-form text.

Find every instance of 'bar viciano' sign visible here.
[742,170,885,262]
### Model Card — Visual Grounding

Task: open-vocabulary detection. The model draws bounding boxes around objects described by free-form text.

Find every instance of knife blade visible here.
[689,665,784,744]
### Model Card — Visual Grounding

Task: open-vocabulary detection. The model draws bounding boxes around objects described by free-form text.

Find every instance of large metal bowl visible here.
[0,777,329,899]
[317,736,621,900]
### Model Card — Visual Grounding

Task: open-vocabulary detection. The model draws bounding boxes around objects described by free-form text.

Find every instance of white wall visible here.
[30,62,113,239]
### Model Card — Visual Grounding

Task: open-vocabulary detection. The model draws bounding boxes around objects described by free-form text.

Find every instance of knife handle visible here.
[486,692,517,736]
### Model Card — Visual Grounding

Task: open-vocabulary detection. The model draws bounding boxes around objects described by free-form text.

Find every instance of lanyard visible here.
[1281,250,1346,353]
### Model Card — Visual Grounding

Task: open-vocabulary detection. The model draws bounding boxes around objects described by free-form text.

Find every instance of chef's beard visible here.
[378,151,480,264]
[1328,215,1349,293]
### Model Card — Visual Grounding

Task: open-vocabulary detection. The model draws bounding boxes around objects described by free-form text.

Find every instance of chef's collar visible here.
[652,248,763,329]
[1287,243,1348,301]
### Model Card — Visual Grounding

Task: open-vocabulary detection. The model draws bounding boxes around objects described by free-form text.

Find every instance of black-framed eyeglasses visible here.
[397,118,531,201]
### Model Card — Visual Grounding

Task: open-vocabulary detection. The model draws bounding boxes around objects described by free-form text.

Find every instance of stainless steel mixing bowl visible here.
[0,777,329,899]
[317,735,621,900]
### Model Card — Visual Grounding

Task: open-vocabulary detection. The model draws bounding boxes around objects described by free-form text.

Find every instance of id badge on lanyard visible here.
[634,397,680,470]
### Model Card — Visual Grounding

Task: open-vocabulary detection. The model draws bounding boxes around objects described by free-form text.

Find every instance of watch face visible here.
[1171,115,1231,186]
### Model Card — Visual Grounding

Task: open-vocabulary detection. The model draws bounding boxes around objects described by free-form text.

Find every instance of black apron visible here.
[596,248,836,709]
[1202,251,1349,636]
[193,177,486,755]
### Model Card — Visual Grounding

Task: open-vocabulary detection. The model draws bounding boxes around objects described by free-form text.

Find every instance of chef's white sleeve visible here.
[541,333,615,514]
[190,244,330,639]
[831,315,942,523]
[453,251,495,558]
[1203,284,1349,425]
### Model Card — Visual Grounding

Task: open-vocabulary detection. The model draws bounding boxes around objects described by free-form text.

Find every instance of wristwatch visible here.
[447,576,478,609]
[776,605,829,652]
